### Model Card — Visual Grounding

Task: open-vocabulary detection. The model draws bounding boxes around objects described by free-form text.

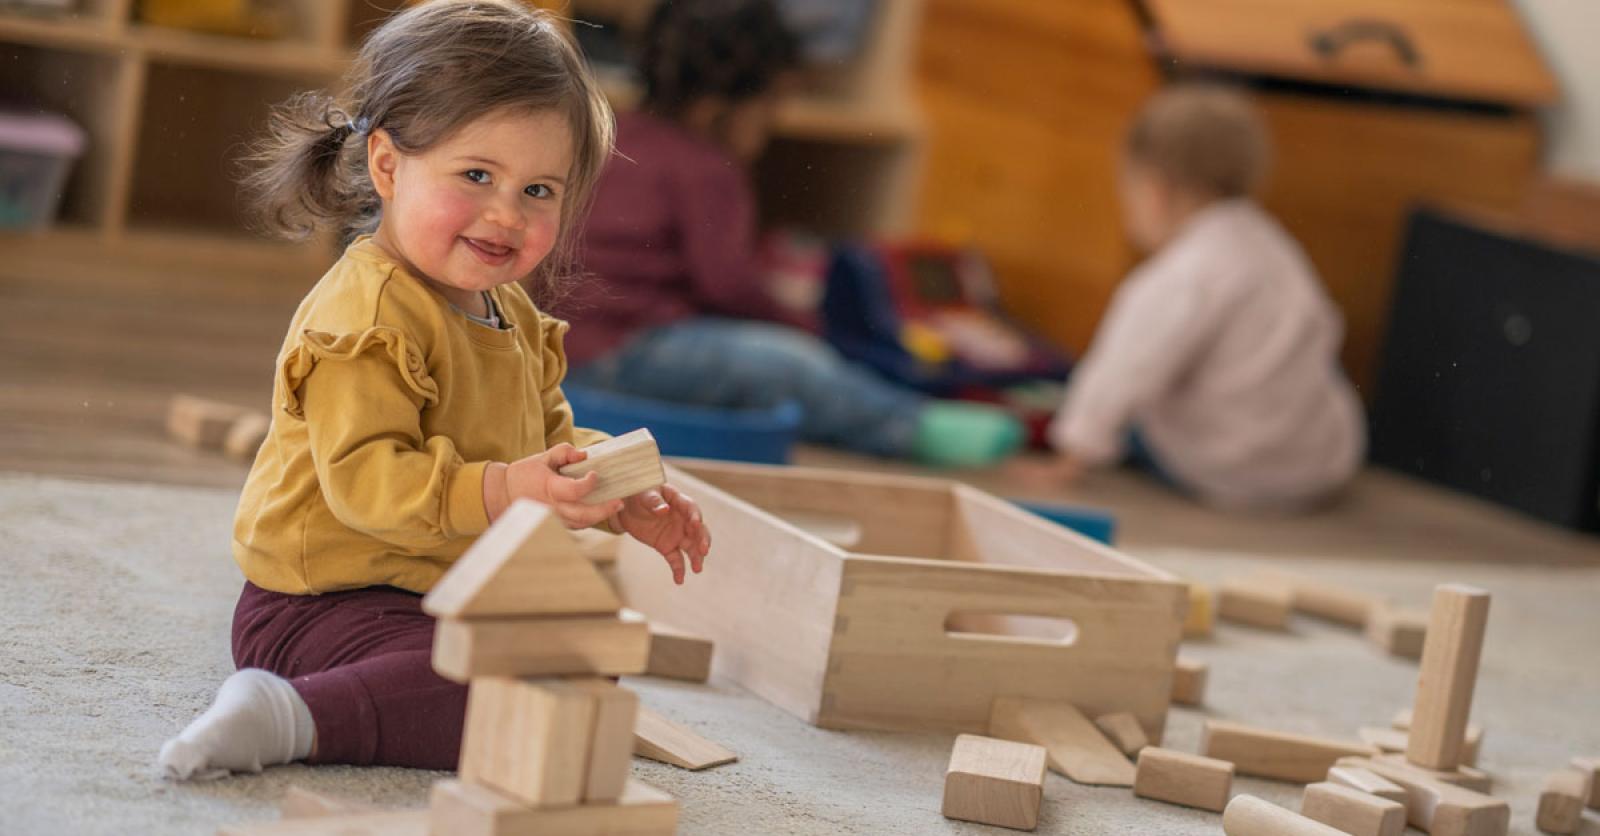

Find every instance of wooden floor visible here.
[4,231,1597,566]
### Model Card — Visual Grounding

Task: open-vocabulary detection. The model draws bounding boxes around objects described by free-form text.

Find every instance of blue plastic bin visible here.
[564,384,802,465]
[1012,500,1117,545]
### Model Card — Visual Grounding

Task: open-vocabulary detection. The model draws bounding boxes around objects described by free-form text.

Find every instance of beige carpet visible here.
[3,473,1598,835]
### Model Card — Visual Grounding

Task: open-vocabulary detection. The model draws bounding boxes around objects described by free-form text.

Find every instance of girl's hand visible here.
[498,444,624,529]
[614,483,711,585]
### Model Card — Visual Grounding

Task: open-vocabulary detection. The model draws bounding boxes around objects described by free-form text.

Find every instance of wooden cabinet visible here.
[916,0,1556,392]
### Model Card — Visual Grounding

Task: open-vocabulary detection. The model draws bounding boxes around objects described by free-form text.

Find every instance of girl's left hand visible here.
[614,483,711,585]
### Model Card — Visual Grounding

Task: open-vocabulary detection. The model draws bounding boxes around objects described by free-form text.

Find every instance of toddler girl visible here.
[157,0,709,779]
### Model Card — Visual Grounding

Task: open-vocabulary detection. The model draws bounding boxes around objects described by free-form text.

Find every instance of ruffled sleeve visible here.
[536,314,609,450]
[278,327,438,419]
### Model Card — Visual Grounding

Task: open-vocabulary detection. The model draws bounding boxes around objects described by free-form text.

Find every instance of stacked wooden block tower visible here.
[421,497,676,835]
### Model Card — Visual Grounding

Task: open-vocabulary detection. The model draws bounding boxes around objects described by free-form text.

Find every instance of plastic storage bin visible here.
[563,384,802,465]
[0,111,86,230]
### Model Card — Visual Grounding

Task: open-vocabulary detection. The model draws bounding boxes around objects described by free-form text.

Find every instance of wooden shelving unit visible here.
[0,0,924,263]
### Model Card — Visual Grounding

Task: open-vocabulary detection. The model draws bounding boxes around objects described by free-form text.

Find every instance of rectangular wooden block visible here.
[1217,578,1293,630]
[565,678,640,803]
[1367,605,1428,659]
[459,677,596,807]
[1359,726,1411,754]
[1184,583,1215,638]
[431,611,649,683]
[1134,747,1234,812]
[1573,757,1600,810]
[1407,585,1490,771]
[989,697,1136,787]
[633,706,738,770]
[1171,655,1207,706]
[560,429,666,505]
[1326,765,1408,804]
[1370,753,1491,794]
[1255,569,1384,627]
[1336,756,1509,836]
[1379,715,1485,767]
[1224,794,1348,835]
[942,734,1048,831]
[279,786,380,818]
[1536,768,1590,835]
[1301,781,1406,836]
[645,622,714,683]
[223,412,271,461]
[1201,719,1378,784]
[1093,711,1149,758]
[218,811,428,835]
[429,778,678,836]
[168,394,249,450]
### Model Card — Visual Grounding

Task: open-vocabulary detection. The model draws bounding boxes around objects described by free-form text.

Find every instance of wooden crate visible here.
[615,461,1186,740]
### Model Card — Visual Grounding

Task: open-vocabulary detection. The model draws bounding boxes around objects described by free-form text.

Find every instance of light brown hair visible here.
[241,0,614,290]
[1125,84,1270,198]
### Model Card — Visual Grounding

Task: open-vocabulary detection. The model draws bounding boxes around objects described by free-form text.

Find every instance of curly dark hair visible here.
[639,0,801,116]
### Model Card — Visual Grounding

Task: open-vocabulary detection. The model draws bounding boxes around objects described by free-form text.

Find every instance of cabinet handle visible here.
[1308,19,1422,69]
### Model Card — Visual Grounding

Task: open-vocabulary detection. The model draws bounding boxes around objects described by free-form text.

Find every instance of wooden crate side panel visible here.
[674,459,955,558]
[819,555,1185,739]
[949,485,1177,579]
[615,465,843,723]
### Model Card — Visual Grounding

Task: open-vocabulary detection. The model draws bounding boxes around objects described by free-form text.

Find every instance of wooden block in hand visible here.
[429,778,677,836]
[167,394,249,450]
[1301,781,1405,836]
[1572,757,1600,810]
[942,734,1047,831]
[1222,794,1347,835]
[988,697,1135,787]
[1335,756,1508,836]
[431,611,649,683]
[1171,655,1208,706]
[1134,747,1234,812]
[1217,578,1292,630]
[422,499,621,619]
[633,706,737,770]
[1093,712,1149,758]
[1325,765,1408,804]
[1201,719,1377,783]
[459,677,597,807]
[1367,605,1428,659]
[1536,768,1591,835]
[560,429,666,505]
[1407,584,1490,771]
[645,621,714,683]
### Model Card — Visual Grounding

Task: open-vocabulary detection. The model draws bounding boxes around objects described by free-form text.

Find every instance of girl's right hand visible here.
[496,444,624,529]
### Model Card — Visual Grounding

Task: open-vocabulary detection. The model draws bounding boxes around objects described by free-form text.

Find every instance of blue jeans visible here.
[568,318,926,458]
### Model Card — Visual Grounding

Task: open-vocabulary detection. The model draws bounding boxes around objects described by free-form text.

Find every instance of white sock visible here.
[157,668,315,781]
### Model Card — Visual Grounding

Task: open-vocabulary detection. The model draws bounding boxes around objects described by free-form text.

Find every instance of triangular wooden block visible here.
[633,706,738,770]
[989,697,1136,787]
[422,499,620,618]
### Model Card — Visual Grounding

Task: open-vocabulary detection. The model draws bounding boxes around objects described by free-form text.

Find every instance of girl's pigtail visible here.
[240,91,376,241]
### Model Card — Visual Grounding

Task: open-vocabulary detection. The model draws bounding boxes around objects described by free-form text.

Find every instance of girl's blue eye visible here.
[464,169,489,184]
[525,183,553,199]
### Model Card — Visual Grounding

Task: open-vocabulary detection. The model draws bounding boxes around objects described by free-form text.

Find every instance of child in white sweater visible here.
[1044,85,1364,510]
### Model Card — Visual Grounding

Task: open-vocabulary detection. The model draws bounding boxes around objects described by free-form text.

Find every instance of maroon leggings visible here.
[231,581,466,770]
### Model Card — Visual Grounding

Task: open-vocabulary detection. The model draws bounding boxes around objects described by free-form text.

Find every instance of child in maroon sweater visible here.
[563,0,1020,467]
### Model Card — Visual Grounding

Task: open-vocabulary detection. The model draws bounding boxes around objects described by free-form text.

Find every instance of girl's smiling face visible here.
[367,107,574,310]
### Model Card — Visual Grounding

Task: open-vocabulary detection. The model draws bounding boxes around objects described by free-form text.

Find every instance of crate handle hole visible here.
[945,612,1079,646]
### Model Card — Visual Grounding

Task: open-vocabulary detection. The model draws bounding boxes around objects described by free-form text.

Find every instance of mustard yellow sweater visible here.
[233,237,604,595]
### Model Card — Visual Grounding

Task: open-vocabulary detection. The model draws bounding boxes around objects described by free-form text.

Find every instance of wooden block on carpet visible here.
[459,677,596,807]
[1224,794,1347,835]
[1134,747,1234,812]
[988,697,1135,787]
[1367,605,1429,659]
[217,811,428,835]
[431,611,649,683]
[1254,569,1383,627]
[1359,726,1411,754]
[1217,578,1292,630]
[645,621,714,683]
[1393,709,1485,766]
[560,429,666,505]
[1171,655,1208,706]
[1301,781,1406,836]
[1536,768,1591,834]
[1201,719,1377,783]
[941,733,1047,831]
[1407,585,1491,771]
[1369,753,1491,793]
[1094,712,1149,758]
[1326,765,1408,804]
[223,413,271,461]
[633,706,737,770]
[278,786,380,818]
[429,778,677,836]
[422,500,621,619]
[1335,756,1509,836]
[168,394,249,450]
[1184,582,1215,638]
[1572,757,1600,810]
